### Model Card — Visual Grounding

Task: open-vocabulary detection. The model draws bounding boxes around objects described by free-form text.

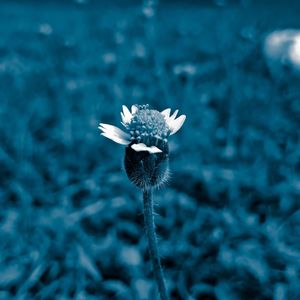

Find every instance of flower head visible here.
[99,104,186,188]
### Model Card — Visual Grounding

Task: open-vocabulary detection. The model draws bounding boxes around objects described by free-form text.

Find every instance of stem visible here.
[143,188,169,300]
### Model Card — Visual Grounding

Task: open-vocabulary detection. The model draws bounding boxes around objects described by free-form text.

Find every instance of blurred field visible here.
[0,1,300,299]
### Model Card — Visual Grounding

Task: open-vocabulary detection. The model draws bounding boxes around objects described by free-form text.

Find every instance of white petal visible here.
[131,143,162,154]
[169,115,186,135]
[120,112,126,124]
[161,108,171,119]
[148,146,163,154]
[121,121,127,128]
[169,109,179,121]
[131,143,148,152]
[131,105,138,114]
[122,105,133,124]
[101,132,130,145]
[99,123,130,140]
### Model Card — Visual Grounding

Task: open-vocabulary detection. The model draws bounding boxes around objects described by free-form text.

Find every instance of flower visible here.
[99,104,186,188]
[263,29,300,79]
[99,104,186,151]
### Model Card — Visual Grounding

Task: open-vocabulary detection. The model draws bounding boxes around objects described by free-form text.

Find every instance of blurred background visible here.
[0,0,300,299]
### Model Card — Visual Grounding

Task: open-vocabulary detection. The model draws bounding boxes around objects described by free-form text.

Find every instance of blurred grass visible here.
[0,1,300,299]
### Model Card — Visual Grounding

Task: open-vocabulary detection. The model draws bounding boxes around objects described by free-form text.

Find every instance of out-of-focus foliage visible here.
[0,1,300,299]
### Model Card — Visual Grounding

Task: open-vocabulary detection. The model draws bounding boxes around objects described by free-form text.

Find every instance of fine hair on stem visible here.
[143,188,169,300]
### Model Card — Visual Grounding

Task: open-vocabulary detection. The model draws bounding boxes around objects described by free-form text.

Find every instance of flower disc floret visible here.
[128,107,169,145]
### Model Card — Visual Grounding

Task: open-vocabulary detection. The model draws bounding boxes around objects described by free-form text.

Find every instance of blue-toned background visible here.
[0,0,300,299]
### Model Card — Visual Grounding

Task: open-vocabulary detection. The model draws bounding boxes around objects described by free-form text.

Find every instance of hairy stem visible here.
[143,188,169,300]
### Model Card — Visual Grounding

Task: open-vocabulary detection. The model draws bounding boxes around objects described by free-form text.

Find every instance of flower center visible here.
[128,105,169,145]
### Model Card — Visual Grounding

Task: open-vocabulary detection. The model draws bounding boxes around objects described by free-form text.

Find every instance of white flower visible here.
[99,104,186,154]
[264,29,300,77]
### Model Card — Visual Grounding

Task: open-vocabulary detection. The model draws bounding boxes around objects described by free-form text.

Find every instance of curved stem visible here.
[143,188,169,300]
